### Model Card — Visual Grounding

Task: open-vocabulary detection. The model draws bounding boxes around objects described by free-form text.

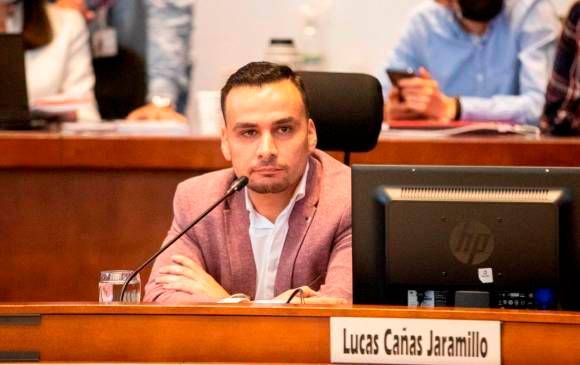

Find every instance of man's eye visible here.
[241,130,257,137]
[277,126,293,134]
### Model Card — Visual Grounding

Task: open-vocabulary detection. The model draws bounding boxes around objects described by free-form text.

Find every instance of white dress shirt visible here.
[245,163,309,300]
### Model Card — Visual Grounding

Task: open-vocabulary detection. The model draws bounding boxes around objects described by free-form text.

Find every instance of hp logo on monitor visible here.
[449,221,495,265]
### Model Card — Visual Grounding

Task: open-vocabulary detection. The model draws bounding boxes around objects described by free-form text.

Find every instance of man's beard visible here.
[248,157,291,194]
[248,177,290,194]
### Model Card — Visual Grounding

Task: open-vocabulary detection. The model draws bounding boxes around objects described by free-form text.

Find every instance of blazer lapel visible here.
[274,156,322,295]
[223,191,257,298]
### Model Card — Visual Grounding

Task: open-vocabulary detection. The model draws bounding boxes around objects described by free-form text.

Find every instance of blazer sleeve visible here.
[143,182,222,303]
[318,198,353,302]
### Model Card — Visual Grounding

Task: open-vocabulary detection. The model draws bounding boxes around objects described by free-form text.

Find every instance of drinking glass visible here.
[99,270,141,303]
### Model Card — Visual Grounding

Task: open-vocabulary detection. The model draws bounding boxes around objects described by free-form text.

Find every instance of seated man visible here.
[144,62,352,304]
[541,1,580,135]
[383,0,560,125]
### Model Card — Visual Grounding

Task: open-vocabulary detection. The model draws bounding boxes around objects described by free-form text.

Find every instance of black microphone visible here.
[120,175,249,301]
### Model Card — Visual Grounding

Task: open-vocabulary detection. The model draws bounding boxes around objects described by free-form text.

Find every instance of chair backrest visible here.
[297,71,383,153]
[93,47,146,120]
[0,34,31,126]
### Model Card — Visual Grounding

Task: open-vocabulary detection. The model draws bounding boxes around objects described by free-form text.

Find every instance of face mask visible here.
[457,0,504,22]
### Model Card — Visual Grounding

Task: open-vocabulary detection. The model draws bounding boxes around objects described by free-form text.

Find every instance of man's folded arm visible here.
[143,219,221,303]
[143,183,223,304]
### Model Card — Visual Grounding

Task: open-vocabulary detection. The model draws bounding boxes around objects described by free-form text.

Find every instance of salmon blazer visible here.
[144,150,352,303]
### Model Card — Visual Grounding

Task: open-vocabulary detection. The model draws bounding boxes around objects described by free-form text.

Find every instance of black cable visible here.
[286,288,304,304]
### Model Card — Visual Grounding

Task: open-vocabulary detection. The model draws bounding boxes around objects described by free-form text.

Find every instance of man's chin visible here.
[248,179,289,194]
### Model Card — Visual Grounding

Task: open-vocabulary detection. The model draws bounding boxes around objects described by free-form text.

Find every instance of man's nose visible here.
[257,132,277,159]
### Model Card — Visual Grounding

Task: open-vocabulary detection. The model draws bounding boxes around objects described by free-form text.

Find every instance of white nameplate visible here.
[330,317,500,365]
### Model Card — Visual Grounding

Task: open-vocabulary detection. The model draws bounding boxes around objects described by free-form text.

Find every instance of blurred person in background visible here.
[0,0,100,121]
[383,0,560,125]
[56,0,193,122]
[541,0,580,135]
[128,0,193,122]
[55,0,146,59]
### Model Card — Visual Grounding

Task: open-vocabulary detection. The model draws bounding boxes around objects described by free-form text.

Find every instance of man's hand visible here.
[155,254,229,299]
[55,0,95,21]
[127,103,188,123]
[384,88,426,121]
[397,67,457,121]
[274,286,348,304]
[399,67,456,122]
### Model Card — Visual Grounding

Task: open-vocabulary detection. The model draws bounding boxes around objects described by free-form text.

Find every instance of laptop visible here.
[0,34,44,130]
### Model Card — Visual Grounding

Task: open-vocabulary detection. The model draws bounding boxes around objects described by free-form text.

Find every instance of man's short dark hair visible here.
[220,61,310,120]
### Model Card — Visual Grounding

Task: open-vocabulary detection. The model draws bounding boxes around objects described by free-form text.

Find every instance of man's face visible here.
[220,79,317,195]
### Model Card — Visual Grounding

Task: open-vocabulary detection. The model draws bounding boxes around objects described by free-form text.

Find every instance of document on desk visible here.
[60,120,191,136]
[330,317,500,364]
[382,121,540,138]
[31,95,92,114]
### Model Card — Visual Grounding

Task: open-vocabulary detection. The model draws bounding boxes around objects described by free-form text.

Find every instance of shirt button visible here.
[476,74,484,82]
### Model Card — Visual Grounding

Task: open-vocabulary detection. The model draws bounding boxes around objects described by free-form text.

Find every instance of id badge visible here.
[92,27,118,58]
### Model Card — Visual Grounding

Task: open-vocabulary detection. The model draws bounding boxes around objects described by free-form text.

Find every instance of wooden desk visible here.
[1,132,580,169]
[0,303,578,363]
[1,132,579,302]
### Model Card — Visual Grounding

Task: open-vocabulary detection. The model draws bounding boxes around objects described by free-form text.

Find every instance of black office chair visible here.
[297,71,384,165]
[93,47,146,120]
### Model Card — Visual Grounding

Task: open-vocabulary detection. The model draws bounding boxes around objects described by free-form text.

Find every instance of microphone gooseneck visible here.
[119,175,249,301]
[226,175,249,195]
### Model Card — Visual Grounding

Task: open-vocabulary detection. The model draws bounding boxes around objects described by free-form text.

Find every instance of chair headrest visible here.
[297,71,383,152]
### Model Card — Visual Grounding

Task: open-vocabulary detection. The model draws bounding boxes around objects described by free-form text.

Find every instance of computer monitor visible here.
[352,165,580,310]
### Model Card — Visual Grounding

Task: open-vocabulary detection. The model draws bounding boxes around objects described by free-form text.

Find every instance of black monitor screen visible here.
[352,165,580,310]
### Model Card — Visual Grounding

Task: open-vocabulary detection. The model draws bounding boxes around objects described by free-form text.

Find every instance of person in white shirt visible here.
[0,0,100,121]
[55,0,192,123]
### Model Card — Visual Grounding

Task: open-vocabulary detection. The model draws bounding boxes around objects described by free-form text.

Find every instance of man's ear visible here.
[307,118,317,152]
[220,126,232,161]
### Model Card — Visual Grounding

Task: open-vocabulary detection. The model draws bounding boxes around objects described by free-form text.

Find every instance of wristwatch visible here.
[151,95,173,109]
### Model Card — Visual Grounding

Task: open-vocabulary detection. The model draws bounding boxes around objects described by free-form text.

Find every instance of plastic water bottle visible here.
[300,13,324,71]
[298,0,332,71]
